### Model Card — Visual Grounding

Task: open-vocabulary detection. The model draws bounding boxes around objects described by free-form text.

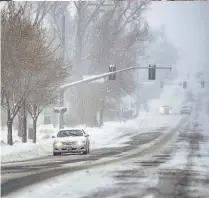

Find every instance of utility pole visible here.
[59,11,65,129]
[22,100,27,143]
[135,72,140,117]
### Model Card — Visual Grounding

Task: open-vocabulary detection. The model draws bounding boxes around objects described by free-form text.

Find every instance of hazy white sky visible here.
[145,2,209,76]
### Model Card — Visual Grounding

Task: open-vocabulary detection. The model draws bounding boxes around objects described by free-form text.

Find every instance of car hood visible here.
[54,136,86,142]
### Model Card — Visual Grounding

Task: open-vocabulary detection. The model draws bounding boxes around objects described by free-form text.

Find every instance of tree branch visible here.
[73,2,79,13]
[114,2,146,37]
[81,1,105,36]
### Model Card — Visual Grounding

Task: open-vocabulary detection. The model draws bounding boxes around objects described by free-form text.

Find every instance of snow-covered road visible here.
[3,99,209,198]
[2,113,189,197]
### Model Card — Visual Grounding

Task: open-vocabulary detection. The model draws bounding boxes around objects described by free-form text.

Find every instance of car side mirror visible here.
[85,134,89,137]
[52,135,56,138]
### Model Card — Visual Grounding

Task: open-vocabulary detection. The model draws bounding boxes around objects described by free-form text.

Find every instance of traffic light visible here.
[109,65,116,80]
[160,81,164,88]
[148,65,156,80]
[201,80,205,88]
[183,81,187,89]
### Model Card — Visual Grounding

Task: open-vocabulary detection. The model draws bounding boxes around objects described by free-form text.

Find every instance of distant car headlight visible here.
[54,141,63,147]
[77,140,86,145]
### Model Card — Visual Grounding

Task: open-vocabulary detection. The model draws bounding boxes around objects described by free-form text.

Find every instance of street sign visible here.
[54,107,67,113]
[54,107,60,113]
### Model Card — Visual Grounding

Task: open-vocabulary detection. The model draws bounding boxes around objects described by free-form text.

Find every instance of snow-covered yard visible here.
[1,114,182,163]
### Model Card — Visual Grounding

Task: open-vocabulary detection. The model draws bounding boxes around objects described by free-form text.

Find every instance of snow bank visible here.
[1,139,53,163]
[1,125,57,162]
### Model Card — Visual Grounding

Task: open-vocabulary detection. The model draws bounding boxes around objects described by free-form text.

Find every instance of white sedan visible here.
[53,129,90,156]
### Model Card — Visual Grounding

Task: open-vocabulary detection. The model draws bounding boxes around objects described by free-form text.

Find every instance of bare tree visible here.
[49,1,106,75]
[1,2,71,145]
[1,2,40,145]
[76,1,150,125]
[8,2,55,140]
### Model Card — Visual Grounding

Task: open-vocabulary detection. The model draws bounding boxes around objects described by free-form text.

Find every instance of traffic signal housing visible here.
[183,81,187,89]
[201,80,205,88]
[160,81,164,89]
[109,65,116,80]
[148,65,156,80]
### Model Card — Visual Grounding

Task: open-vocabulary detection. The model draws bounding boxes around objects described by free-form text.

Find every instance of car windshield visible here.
[57,130,83,137]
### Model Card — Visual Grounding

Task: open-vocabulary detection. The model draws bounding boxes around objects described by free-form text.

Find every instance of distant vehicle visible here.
[160,105,172,115]
[180,105,191,115]
[53,128,90,156]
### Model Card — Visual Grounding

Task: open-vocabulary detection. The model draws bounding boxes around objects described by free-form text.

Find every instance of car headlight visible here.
[54,141,63,147]
[77,140,86,145]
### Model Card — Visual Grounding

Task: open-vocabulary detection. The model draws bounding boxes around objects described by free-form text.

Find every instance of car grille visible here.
[64,141,76,145]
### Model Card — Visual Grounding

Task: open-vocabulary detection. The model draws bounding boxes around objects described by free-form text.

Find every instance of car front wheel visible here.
[83,145,90,155]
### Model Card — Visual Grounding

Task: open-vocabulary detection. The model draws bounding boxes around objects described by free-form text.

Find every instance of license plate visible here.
[66,147,72,150]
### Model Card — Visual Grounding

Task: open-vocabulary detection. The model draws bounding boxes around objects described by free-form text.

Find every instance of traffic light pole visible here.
[58,65,172,128]
[59,11,65,129]
[60,66,171,90]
